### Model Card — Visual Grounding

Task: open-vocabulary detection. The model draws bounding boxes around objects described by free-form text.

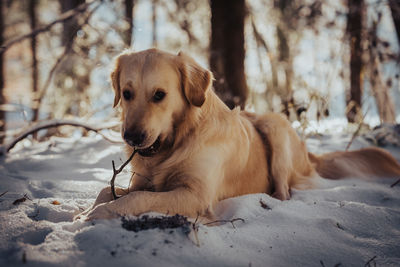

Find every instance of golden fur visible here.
[77,49,400,221]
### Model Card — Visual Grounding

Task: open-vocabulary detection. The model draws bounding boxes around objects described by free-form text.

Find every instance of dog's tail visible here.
[308,147,400,179]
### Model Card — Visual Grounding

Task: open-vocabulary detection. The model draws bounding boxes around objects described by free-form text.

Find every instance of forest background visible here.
[0,0,400,143]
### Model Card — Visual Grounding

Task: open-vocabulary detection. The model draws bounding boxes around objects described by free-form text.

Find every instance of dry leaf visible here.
[51,200,61,205]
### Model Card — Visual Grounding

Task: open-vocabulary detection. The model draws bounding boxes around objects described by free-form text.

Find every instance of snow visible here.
[0,131,399,267]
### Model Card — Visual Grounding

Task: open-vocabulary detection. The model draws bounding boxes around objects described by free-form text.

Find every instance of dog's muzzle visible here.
[136,138,161,157]
[123,130,146,147]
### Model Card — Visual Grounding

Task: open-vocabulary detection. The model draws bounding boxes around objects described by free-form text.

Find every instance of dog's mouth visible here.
[136,138,161,157]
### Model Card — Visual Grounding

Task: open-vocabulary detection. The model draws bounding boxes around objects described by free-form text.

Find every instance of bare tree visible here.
[346,0,365,122]
[59,0,85,46]
[389,0,400,45]
[0,0,5,144]
[29,0,39,123]
[250,17,279,112]
[124,0,134,47]
[152,0,158,47]
[274,0,296,117]
[210,0,248,109]
[368,20,396,123]
[56,0,92,119]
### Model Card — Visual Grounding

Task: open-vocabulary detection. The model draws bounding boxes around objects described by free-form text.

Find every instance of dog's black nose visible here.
[123,130,146,147]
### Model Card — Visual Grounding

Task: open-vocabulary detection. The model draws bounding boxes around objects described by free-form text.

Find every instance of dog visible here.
[78,48,400,221]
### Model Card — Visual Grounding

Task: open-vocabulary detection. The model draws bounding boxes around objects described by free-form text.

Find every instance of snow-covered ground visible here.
[0,130,399,267]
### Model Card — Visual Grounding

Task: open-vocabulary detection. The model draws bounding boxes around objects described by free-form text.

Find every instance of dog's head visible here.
[111,49,212,156]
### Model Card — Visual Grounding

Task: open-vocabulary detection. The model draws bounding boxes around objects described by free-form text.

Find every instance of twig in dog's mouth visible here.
[110,149,138,200]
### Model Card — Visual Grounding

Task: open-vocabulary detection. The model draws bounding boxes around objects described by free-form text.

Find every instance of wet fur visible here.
[77,49,400,221]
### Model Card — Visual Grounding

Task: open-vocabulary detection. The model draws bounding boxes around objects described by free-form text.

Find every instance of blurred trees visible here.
[0,1,114,143]
[389,0,400,44]
[367,15,396,123]
[0,0,4,144]
[249,0,324,120]
[124,0,135,46]
[210,0,248,109]
[29,0,39,124]
[272,0,322,118]
[345,0,397,123]
[152,0,158,47]
[346,0,364,122]
[54,0,89,119]
[60,0,85,46]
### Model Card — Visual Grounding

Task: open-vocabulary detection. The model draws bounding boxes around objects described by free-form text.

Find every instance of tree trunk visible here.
[59,0,85,46]
[152,0,157,47]
[346,0,364,122]
[124,0,134,47]
[0,0,5,144]
[29,0,39,123]
[250,18,279,112]
[369,56,396,123]
[276,25,294,117]
[388,0,400,45]
[210,0,248,109]
[368,21,396,123]
[58,0,86,118]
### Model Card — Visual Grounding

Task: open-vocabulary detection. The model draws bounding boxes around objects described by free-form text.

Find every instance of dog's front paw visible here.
[73,213,84,221]
[85,203,119,221]
[272,189,291,201]
[74,208,91,221]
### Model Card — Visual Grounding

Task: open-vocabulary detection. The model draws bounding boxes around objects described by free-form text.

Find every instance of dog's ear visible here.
[178,51,213,107]
[110,57,121,107]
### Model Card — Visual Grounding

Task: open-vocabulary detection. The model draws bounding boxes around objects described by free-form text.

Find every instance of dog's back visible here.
[242,112,316,199]
[244,112,400,198]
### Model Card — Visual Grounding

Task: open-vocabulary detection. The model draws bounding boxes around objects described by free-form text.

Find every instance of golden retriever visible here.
[78,49,400,221]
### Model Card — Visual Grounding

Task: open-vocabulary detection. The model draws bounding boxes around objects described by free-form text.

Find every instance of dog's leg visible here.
[269,137,292,201]
[92,186,129,207]
[270,161,291,200]
[85,188,209,221]
[74,186,128,220]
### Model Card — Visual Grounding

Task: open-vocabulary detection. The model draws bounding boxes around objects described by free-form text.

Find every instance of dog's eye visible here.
[153,90,166,103]
[123,90,132,101]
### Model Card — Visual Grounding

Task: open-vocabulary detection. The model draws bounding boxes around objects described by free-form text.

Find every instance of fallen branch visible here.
[0,1,97,54]
[111,149,137,200]
[390,178,400,188]
[0,191,7,198]
[364,255,377,267]
[1,119,122,154]
[13,194,31,205]
[191,214,201,246]
[259,199,271,210]
[346,106,370,151]
[204,218,245,228]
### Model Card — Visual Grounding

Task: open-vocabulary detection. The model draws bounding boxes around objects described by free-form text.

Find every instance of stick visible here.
[204,218,245,228]
[1,119,122,154]
[390,178,400,188]
[346,114,367,151]
[364,255,377,267]
[346,104,370,151]
[110,149,137,200]
[190,213,201,246]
